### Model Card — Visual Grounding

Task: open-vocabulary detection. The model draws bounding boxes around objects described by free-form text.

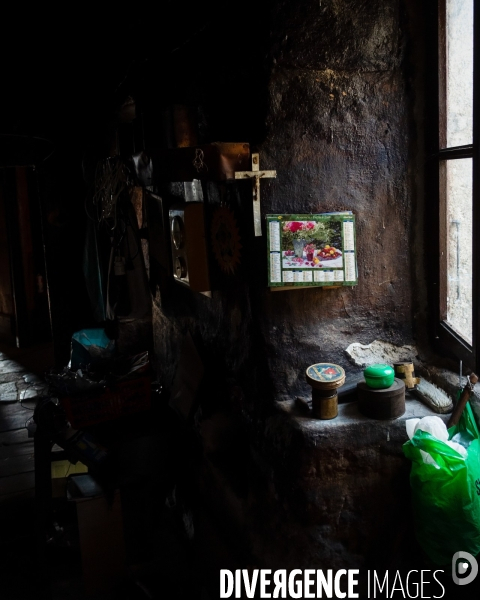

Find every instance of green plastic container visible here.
[364,363,395,389]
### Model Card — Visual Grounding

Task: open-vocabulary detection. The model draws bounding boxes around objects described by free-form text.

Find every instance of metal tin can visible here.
[306,363,346,420]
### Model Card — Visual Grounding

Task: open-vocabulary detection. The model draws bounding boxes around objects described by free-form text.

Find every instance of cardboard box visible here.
[69,485,126,596]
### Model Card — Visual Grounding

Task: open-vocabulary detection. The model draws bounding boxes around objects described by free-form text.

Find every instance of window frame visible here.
[426,0,480,371]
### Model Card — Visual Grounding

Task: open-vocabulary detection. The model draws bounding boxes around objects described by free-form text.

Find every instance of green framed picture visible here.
[266,213,357,289]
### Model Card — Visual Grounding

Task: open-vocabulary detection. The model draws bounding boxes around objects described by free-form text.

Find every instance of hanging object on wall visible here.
[234,153,277,237]
[169,203,211,294]
[146,191,171,278]
[210,205,242,275]
[92,156,130,223]
[184,179,204,203]
[83,156,151,324]
[132,151,153,188]
[266,212,358,290]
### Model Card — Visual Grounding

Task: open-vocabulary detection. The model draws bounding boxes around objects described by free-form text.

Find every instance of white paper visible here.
[294,271,304,282]
[325,270,334,282]
[270,253,282,282]
[344,252,356,282]
[269,221,281,251]
[343,220,355,251]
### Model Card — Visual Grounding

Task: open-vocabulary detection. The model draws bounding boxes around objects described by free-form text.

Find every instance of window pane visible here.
[446,0,473,147]
[445,158,472,344]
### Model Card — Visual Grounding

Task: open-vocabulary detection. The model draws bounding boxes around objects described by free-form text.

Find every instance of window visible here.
[427,0,479,370]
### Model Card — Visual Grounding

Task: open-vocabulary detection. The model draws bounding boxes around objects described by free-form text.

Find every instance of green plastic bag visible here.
[403,401,480,565]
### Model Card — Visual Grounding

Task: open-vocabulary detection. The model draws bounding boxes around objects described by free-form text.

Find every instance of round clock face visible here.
[306,363,345,384]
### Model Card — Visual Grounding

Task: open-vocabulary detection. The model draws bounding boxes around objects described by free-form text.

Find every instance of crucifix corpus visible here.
[235,153,276,236]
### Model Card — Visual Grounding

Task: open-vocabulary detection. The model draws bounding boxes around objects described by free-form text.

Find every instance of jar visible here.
[306,363,346,420]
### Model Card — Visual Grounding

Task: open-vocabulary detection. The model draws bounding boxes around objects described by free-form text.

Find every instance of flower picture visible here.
[281,219,343,269]
[282,219,341,249]
[282,220,319,241]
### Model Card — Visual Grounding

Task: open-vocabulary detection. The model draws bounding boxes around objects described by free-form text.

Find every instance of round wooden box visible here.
[357,378,405,419]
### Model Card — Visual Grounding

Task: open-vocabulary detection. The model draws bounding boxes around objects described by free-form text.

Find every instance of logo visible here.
[452,551,478,586]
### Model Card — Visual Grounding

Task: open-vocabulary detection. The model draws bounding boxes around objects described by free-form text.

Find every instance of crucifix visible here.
[235,153,276,236]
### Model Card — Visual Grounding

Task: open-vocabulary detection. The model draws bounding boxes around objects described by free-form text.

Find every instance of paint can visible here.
[306,363,346,420]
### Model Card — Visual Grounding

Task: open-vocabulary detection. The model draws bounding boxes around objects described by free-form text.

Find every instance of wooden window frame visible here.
[426,0,480,371]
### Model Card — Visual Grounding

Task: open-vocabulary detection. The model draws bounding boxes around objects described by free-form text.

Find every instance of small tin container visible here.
[306,363,346,420]
[363,364,395,389]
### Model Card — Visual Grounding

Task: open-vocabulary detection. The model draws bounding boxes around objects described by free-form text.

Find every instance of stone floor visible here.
[0,342,53,504]
[0,342,213,600]
[0,342,53,598]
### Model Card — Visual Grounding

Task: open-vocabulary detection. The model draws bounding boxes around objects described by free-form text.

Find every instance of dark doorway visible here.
[0,167,51,347]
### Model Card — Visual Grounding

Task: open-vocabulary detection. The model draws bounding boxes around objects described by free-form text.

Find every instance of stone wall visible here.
[193,396,437,581]
[148,0,427,578]
[152,0,421,401]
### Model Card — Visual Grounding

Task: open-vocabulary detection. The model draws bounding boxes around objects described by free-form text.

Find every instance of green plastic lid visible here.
[364,363,394,378]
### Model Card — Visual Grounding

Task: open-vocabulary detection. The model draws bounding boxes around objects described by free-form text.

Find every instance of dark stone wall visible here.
[152,0,421,402]
[147,0,427,579]
[193,399,428,579]
[49,0,426,581]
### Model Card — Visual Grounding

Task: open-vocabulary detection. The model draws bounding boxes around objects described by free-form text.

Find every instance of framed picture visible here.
[266,213,357,289]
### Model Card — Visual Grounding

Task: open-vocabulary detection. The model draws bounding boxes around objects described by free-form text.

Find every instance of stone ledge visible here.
[250,393,436,571]
[274,393,447,433]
